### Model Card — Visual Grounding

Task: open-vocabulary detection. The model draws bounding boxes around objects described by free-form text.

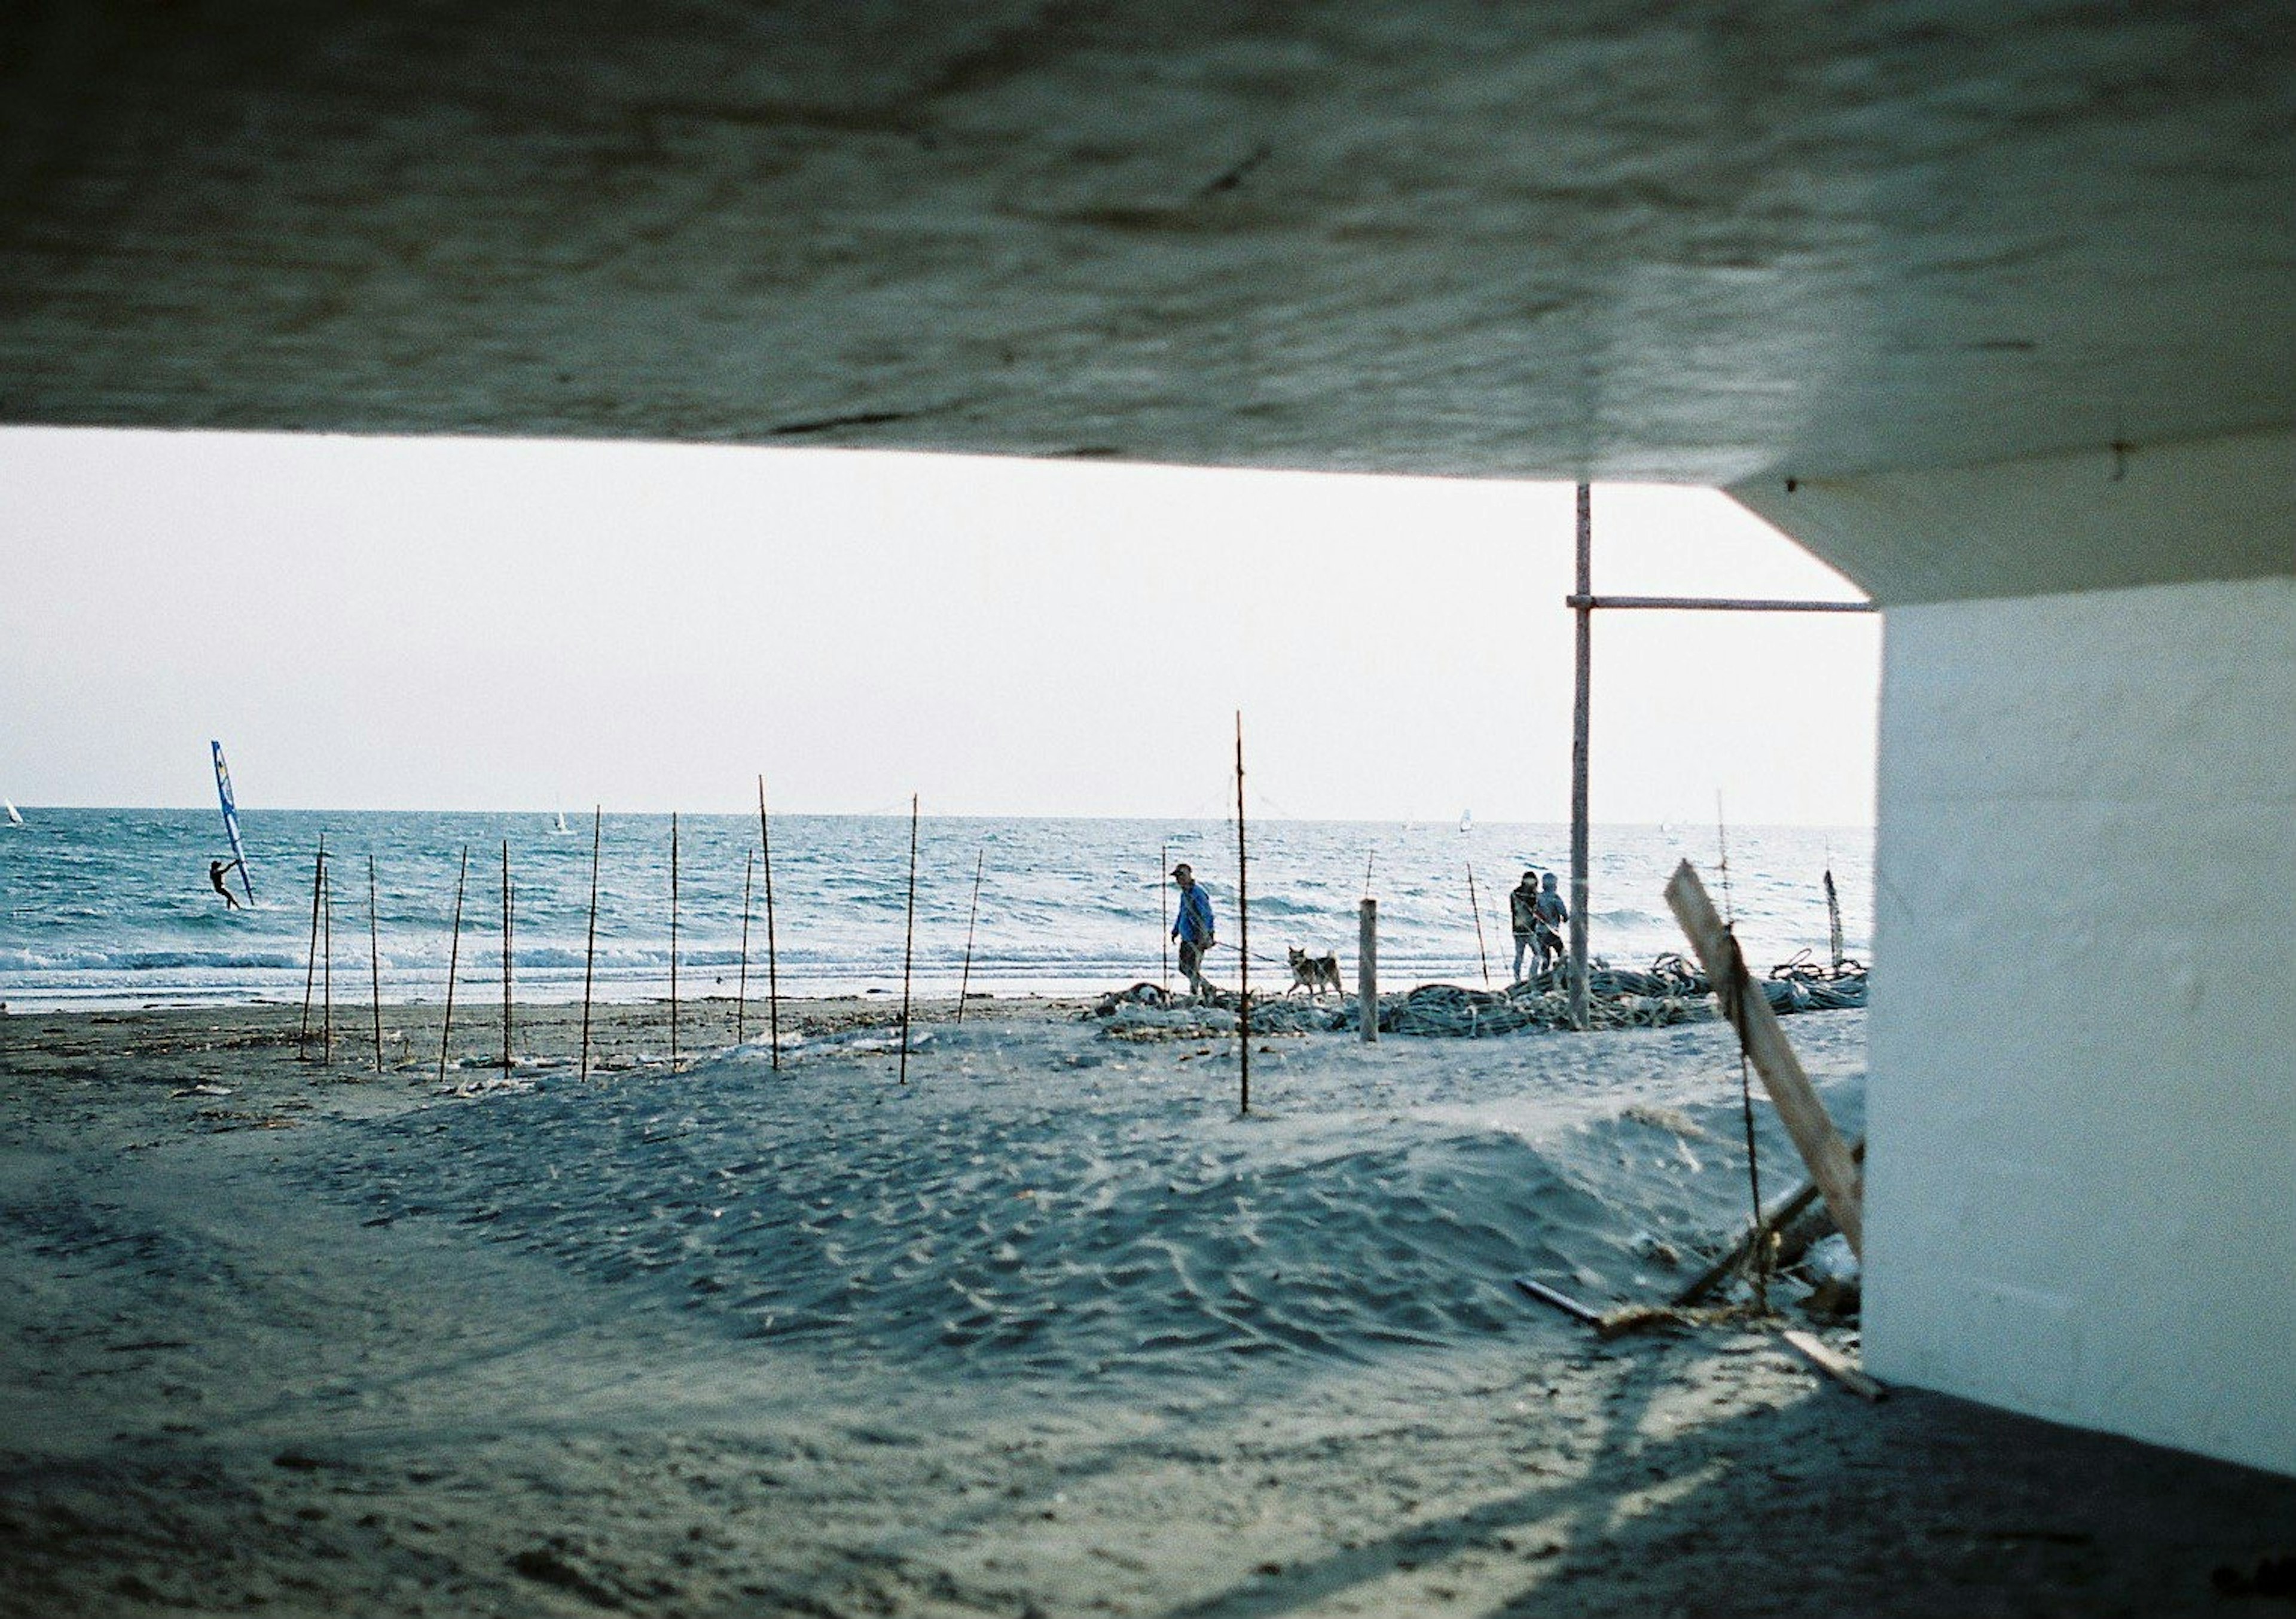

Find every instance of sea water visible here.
[0,809,1870,1011]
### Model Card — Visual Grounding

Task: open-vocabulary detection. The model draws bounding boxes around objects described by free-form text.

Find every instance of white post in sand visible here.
[1358,898,1378,1043]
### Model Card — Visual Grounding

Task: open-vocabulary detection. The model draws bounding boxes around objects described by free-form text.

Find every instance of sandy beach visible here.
[2,994,2289,1617]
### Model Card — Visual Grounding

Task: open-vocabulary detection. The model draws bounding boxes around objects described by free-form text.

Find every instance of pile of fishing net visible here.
[1086,952,1866,1041]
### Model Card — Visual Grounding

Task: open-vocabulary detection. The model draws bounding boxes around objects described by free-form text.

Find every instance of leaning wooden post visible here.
[668,811,680,1070]
[955,848,984,1025]
[1466,863,1492,986]
[758,775,780,1073]
[299,835,325,1060]
[736,845,755,1046]
[367,854,384,1076]
[579,808,600,1081]
[500,839,513,1079]
[1235,711,1250,1117]
[1569,481,1593,1030]
[438,845,468,1087]
[1358,897,1378,1043]
[1824,867,1846,972]
[898,793,919,1085]
[1665,859,1864,1257]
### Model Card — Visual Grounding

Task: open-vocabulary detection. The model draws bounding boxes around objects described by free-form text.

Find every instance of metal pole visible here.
[956,848,984,1025]
[580,808,600,1080]
[368,854,384,1076]
[299,835,325,1060]
[1569,481,1592,1031]
[439,845,467,1087]
[1235,711,1250,1117]
[669,811,680,1070]
[898,793,919,1085]
[1358,897,1378,1043]
[737,845,754,1045]
[1466,863,1492,986]
[758,776,780,1073]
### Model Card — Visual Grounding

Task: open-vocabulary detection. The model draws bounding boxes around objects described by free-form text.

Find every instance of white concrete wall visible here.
[1866,574,2295,1475]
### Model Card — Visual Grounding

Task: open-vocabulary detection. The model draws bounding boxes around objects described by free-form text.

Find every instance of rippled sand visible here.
[1,998,2286,1615]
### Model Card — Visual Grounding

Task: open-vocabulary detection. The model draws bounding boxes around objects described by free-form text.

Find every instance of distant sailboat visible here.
[1458,808,1473,833]
[4,800,22,826]
[552,809,573,835]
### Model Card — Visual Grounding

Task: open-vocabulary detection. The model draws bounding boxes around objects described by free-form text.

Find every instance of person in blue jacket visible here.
[1535,870,1570,976]
[1170,862,1216,997]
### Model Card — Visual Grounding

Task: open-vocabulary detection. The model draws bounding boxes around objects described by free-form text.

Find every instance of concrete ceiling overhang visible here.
[4,1,2292,493]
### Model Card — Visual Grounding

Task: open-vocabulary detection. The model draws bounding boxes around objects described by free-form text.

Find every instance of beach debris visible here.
[1673,1138,1867,1308]
[1666,860,1864,1257]
[1778,1327,1886,1401]
[1513,1276,1764,1340]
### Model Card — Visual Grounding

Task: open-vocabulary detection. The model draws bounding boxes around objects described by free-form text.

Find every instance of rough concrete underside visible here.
[4,1,2291,487]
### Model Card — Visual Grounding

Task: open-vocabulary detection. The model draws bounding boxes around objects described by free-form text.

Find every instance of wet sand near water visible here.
[1,998,2289,1616]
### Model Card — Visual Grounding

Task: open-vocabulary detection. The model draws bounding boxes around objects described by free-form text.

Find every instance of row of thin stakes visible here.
[294,777,1000,1088]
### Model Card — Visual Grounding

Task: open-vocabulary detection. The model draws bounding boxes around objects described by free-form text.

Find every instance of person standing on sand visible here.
[1509,869,1542,981]
[1170,863,1216,997]
[1535,870,1570,977]
[208,859,242,911]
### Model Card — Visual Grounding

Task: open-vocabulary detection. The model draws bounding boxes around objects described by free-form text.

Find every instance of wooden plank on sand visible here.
[1664,860,1864,1258]
[1513,1275,1605,1327]
[1779,1328,1887,1401]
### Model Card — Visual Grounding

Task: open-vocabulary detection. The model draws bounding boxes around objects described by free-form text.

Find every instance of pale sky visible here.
[0,427,1878,824]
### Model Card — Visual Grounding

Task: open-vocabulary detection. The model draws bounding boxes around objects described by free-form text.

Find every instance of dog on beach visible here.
[1286,947,1343,999]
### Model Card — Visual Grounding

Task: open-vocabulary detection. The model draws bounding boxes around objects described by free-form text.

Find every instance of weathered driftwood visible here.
[1673,1138,1868,1307]
[1779,1328,1887,1401]
[1513,1275,1604,1327]
[1665,860,1864,1257]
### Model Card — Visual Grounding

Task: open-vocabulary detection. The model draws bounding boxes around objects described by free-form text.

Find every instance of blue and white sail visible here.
[210,741,255,907]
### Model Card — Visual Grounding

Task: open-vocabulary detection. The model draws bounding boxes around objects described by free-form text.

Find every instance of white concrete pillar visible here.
[1734,431,2295,1476]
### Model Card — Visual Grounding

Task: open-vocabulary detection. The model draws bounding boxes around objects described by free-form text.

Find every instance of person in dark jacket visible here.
[1509,870,1542,981]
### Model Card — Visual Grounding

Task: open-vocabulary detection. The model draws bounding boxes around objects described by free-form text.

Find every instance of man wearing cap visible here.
[1170,863,1216,997]
[1509,869,1542,982]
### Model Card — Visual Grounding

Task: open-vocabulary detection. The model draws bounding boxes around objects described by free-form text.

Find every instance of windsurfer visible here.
[209,858,244,910]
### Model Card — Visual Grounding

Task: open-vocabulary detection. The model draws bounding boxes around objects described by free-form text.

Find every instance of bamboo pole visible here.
[367,854,384,1076]
[737,845,755,1045]
[955,848,984,1025]
[758,776,780,1073]
[500,840,512,1078]
[580,808,600,1081]
[1358,897,1378,1043]
[898,793,919,1085]
[1568,481,1593,1031]
[321,851,333,1067]
[1159,840,1170,998]
[438,845,468,1087]
[669,811,680,1070]
[299,835,325,1060]
[1235,711,1250,1117]
[1466,863,1492,986]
